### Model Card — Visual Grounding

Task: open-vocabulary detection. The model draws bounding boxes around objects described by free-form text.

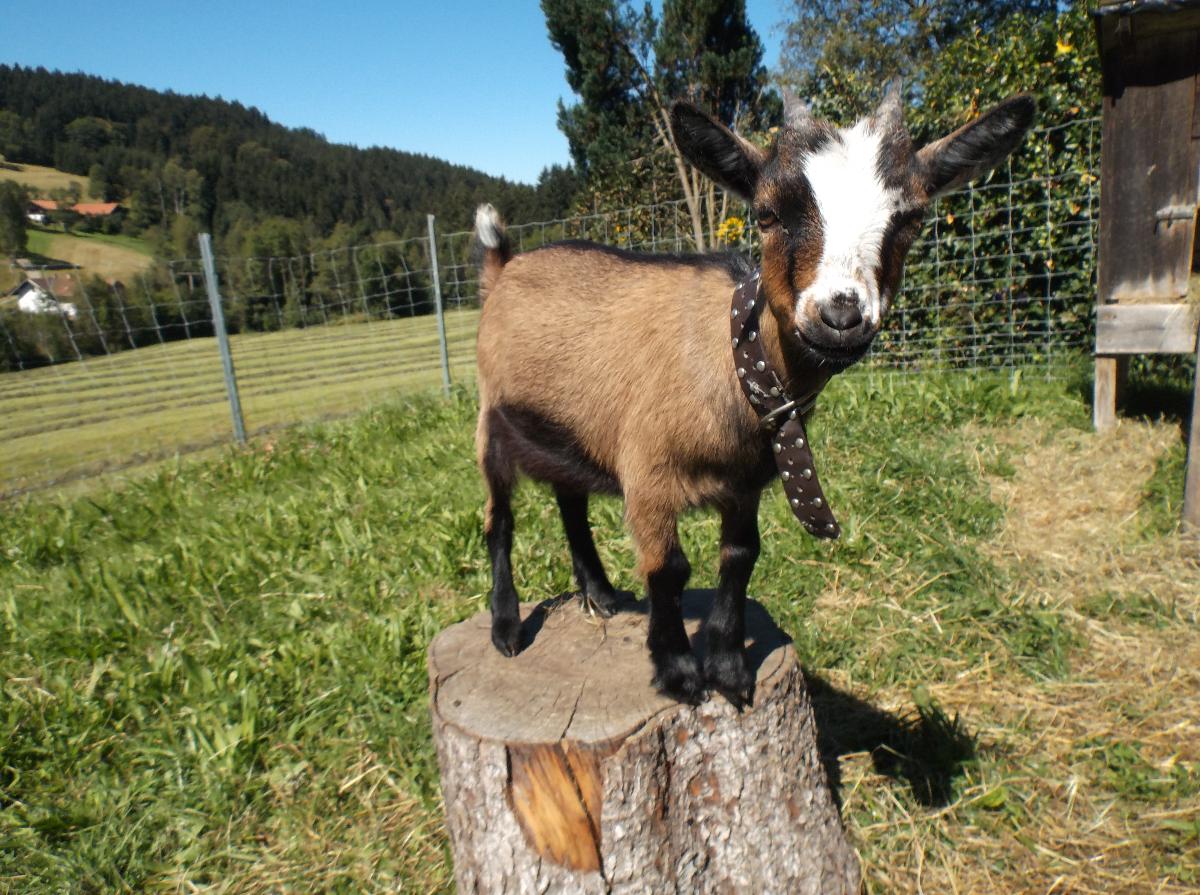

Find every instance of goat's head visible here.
[671,82,1035,372]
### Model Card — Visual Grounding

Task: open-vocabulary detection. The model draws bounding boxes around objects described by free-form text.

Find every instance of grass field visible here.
[3,227,155,294]
[24,227,154,281]
[0,308,481,496]
[1,367,1197,893]
[0,162,90,197]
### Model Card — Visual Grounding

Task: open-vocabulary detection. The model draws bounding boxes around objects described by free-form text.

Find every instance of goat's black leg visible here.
[481,426,521,656]
[704,493,760,708]
[629,502,704,704]
[554,489,620,616]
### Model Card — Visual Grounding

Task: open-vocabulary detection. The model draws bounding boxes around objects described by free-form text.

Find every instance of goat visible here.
[473,82,1034,705]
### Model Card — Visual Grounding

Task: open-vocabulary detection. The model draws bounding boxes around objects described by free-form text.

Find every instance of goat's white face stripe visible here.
[801,119,898,325]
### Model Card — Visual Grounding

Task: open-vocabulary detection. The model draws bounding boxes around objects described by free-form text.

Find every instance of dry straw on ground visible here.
[828,418,1200,894]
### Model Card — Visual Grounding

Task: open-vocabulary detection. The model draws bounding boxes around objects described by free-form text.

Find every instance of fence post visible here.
[427,213,452,397]
[198,233,247,444]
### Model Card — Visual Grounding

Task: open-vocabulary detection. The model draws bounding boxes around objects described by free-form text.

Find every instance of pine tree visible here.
[0,180,27,257]
[542,0,776,248]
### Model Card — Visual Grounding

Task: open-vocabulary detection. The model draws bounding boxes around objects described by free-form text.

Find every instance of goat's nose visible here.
[818,293,863,331]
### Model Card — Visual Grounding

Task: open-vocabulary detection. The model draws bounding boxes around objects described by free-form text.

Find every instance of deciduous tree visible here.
[779,0,1058,119]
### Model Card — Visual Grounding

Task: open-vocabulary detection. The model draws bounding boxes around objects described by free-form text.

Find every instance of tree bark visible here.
[428,589,860,894]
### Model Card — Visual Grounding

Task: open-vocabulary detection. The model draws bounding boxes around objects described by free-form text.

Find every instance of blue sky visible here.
[2,1,789,185]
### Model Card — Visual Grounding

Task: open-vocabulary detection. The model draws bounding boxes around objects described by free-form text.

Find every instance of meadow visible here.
[0,162,88,197]
[1,364,1197,894]
[0,308,480,496]
[24,228,154,282]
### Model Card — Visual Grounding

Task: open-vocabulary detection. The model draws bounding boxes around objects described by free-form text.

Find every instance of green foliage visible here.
[654,0,775,128]
[543,0,775,213]
[0,178,27,255]
[0,109,33,160]
[781,0,1061,120]
[0,65,578,248]
[543,0,653,185]
[778,1,1101,143]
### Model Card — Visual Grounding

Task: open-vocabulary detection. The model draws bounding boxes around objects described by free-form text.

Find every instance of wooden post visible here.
[1094,355,1129,432]
[428,590,860,894]
[1184,340,1200,532]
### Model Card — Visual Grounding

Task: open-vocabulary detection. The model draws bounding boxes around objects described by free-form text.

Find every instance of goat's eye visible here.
[756,210,778,229]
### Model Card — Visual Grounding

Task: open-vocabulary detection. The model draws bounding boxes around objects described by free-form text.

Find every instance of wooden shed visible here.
[1092,0,1200,529]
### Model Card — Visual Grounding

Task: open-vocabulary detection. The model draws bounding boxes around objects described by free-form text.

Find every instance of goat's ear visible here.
[670,102,765,201]
[916,95,1035,198]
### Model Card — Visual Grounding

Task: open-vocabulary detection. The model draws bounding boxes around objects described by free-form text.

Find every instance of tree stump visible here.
[427,589,860,894]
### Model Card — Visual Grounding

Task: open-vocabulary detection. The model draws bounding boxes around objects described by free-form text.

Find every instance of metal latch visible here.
[1155,204,1197,228]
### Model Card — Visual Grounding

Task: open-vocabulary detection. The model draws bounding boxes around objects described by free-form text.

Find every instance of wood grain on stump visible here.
[428,589,860,894]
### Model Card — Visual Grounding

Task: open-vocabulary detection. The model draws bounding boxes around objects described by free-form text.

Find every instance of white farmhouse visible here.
[4,278,79,320]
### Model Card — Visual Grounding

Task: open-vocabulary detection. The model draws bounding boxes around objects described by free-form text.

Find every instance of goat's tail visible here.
[474,203,512,302]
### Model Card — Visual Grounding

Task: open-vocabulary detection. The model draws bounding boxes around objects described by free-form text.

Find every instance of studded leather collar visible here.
[731,274,840,540]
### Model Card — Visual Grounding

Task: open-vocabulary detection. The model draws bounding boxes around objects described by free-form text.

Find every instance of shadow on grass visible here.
[1121,378,1195,431]
[515,593,977,808]
[806,673,977,809]
[1082,358,1196,434]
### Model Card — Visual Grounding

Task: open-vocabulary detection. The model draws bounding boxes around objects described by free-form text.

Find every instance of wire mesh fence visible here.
[0,118,1098,496]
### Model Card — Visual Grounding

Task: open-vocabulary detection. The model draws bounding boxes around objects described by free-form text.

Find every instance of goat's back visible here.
[477,243,761,499]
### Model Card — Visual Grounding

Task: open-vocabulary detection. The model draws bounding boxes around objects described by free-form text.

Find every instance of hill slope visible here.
[0,160,89,196]
[24,228,153,280]
[0,65,574,243]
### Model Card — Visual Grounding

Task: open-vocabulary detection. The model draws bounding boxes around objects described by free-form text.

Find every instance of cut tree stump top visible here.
[429,589,793,745]
[428,590,861,893]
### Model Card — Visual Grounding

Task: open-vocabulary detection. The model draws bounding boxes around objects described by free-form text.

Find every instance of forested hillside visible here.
[0,65,577,252]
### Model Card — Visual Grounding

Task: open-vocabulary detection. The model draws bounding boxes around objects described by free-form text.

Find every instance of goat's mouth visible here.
[791,324,876,371]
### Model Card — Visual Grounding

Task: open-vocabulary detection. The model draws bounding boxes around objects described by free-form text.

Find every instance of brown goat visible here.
[474,83,1034,704]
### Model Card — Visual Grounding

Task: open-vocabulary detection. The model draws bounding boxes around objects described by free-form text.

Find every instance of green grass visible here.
[24,227,153,257]
[21,227,155,282]
[0,309,481,495]
[0,162,89,197]
[2,367,1197,893]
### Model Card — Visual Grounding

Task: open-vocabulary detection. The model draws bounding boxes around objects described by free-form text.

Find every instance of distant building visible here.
[24,199,123,224]
[26,199,58,225]
[72,202,123,218]
[3,277,79,320]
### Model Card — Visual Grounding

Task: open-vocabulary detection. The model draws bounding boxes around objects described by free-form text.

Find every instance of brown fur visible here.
[476,246,776,573]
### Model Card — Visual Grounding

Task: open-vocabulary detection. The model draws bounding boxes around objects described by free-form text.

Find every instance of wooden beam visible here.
[1095,303,1199,354]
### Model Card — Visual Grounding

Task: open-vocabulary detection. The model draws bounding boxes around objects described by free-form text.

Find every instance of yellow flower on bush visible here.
[1056,38,1073,55]
[716,215,745,245]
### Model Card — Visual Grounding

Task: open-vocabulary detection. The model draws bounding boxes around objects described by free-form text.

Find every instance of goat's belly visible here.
[486,403,622,495]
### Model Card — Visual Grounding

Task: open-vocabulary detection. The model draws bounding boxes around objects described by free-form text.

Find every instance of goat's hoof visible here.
[491,616,521,657]
[582,587,621,618]
[704,651,755,710]
[652,652,707,705]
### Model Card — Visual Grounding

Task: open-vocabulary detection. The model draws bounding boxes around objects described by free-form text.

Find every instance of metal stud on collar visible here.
[731,275,840,540]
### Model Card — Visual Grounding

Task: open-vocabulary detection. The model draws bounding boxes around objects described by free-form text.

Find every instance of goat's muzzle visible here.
[793,295,878,371]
